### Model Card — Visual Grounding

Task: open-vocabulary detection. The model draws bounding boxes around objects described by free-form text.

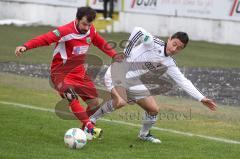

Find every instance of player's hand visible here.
[113,53,125,62]
[201,97,217,111]
[15,46,27,56]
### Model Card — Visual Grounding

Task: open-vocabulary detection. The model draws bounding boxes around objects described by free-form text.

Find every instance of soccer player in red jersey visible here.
[15,7,123,139]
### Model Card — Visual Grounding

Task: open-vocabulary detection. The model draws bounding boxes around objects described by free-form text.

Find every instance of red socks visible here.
[69,99,90,126]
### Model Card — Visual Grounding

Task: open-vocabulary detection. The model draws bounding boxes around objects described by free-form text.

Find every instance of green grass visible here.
[0,25,239,67]
[1,104,240,159]
[176,40,240,68]
[0,73,240,159]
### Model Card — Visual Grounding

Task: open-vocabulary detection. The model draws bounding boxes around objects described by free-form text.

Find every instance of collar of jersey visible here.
[164,42,168,57]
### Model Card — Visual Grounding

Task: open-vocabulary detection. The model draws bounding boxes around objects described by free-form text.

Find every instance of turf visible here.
[0,104,239,159]
[0,73,240,159]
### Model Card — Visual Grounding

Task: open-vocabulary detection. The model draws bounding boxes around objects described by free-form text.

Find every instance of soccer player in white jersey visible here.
[90,27,217,143]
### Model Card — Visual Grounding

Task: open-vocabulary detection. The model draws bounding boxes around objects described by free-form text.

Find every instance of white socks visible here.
[90,100,158,137]
[139,111,158,136]
[90,100,115,124]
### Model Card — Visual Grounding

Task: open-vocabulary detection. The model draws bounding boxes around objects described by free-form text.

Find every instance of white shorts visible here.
[104,66,151,101]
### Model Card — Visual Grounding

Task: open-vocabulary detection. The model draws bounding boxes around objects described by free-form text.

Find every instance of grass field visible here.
[0,25,240,158]
[0,73,240,159]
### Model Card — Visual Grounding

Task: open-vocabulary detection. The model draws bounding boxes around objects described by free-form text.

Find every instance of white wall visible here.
[119,12,240,45]
[0,1,78,26]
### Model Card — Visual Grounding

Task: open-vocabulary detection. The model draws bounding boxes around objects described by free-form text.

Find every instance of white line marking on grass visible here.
[1,101,240,145]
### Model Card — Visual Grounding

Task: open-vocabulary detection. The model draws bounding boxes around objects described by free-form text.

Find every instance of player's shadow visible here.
[55,99,76,120]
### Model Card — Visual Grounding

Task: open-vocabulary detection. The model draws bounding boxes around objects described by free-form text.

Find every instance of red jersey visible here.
[24,20,117,78]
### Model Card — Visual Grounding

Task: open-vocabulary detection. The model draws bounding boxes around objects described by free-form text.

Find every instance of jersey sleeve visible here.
[92,31,117,58]
[23,27,66,50]
[124,27,154,56]
[166,63,205,101]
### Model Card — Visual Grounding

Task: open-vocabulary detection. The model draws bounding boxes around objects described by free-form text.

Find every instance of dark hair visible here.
[76,7,96,22]
[171,32,189,47]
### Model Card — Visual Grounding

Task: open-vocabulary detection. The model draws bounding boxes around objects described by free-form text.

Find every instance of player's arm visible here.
[15,28,63,56]
[124,27,154,56]
[167,64,217,111]
[92,31,123,62]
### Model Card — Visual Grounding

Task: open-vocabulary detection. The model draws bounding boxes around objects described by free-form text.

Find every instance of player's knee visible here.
[115,100,127,109]
[64,88,78,102]
[148,106,160,115]
[88,100,100,108]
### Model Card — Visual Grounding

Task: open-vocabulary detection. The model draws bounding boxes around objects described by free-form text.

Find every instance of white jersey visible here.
[105,27,204,101]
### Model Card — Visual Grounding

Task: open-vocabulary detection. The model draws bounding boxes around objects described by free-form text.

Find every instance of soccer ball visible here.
[64,128,87,149]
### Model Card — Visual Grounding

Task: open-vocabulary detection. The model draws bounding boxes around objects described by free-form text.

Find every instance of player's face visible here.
[77,16,92,34]
[166,38,185,56]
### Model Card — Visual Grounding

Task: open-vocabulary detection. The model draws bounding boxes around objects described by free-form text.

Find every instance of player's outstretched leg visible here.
[90,86,127,124]
[138,112,161,143]
[90,99,115,124]
[136,96,161,143]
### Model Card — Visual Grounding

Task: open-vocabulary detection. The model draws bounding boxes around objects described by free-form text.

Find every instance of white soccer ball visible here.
[64,128,87,149]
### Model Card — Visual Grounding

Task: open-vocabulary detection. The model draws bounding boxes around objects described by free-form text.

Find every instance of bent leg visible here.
[85,98,100,117]
[136,96,159,115]
[90,86,128,124]
[136,96,159,136]
[64,88,91,127]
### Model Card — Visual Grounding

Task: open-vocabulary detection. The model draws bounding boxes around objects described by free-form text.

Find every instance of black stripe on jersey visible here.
[154,40,164,46]
[164,42,168,57]
[153,37,166,55]
[125,31,143,56]
[153,37,165,46]
[153,37,164,43]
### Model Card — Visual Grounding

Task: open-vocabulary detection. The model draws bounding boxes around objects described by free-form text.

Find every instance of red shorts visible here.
[50,73,98,102]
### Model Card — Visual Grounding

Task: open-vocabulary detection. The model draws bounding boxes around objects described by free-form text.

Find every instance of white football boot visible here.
[138,132,161,144]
